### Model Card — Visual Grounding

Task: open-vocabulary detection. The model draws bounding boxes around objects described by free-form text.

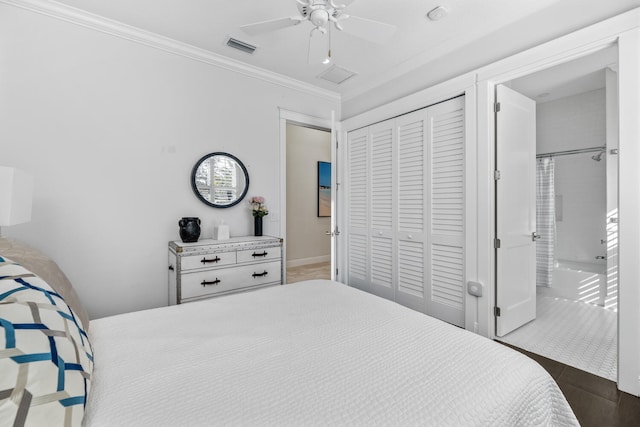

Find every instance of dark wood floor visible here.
[502,343,640,426]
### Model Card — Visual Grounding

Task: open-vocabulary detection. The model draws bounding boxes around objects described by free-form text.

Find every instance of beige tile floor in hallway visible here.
[286,261,331,283]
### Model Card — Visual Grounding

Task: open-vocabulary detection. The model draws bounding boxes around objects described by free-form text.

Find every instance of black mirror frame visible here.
[190,152,250,208]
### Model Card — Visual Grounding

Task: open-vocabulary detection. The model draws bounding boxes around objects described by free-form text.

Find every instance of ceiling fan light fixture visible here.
[241,0,397,64]
[310,9,330,28]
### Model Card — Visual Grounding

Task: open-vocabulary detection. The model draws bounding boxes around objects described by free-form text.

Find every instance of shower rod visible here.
[536,146,606,159]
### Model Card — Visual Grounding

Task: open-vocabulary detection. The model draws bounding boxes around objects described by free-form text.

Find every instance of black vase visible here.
[179,217,201,243]
[254,216,263,237]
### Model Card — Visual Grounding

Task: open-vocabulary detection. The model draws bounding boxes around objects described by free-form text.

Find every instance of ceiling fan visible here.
[240,0,396,64]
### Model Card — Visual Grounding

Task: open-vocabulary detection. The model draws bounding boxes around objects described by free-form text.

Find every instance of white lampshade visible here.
[0,166,34,226]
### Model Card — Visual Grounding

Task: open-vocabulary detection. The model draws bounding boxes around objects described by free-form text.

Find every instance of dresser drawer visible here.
[237,247,281,264]
[180,251,236,271]
[180,261,281,300]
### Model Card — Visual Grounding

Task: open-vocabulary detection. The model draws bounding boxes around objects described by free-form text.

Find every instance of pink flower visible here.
[250,196,269,217]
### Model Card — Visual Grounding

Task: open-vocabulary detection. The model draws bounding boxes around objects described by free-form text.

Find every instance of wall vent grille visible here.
[226,37,257,54]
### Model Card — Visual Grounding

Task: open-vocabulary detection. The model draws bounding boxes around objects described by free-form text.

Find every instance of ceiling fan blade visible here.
[240,17,302,36]
[308,29,329,65]
[338,15,396,44]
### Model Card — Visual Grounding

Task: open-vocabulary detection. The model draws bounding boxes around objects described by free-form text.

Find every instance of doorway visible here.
[495,47,619,381]
[285,123,332,283]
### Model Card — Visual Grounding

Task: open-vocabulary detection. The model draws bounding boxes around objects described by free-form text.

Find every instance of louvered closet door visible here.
[368,120,395,300]
[395,110,428,311]
[347,127,370,291]
[346,96,465,327]
[426,96,466,327]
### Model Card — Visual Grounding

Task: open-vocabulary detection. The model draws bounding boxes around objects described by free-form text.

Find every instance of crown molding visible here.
[1,0,341,102]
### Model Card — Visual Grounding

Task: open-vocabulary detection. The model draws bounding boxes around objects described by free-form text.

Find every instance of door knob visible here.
[531,232,541,241]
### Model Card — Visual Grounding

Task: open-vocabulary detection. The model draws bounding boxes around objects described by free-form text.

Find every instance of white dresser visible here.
[168,236,283,305]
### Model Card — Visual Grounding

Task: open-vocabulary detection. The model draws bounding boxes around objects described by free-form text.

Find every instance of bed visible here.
[0,238,579,426]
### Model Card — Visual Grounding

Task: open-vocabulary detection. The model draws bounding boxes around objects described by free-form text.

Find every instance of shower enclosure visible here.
[535,146,616,311]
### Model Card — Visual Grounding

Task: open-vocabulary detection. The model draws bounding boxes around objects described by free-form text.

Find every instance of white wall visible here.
[285,124,331,266]
[537,89,606,152]
[536,89,607,265]
[0,4,339,319]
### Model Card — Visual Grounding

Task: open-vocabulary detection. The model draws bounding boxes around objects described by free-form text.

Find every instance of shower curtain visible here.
[536,157,556,287]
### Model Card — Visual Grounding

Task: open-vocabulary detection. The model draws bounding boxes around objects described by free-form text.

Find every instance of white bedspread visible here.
[84,280,578,426]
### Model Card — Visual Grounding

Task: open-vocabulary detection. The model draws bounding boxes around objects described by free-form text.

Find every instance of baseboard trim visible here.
[287,255,330,269]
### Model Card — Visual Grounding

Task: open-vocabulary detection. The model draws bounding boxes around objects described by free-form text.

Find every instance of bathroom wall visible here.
[537,88,607,265]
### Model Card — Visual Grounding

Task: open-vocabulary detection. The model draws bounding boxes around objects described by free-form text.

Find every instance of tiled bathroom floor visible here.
[498,289,617,380]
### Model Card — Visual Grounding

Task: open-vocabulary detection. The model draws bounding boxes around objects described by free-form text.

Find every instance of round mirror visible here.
[191,152,249,208]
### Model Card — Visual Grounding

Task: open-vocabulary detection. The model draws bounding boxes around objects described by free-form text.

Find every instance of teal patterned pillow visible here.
[0,256,93,426]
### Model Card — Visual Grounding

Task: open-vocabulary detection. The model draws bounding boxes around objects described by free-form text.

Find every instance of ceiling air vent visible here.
[317,65,357,85]
[226,37,257,54]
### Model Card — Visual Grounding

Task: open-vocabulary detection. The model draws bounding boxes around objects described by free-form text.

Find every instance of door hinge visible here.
[335,268,339,276]
[494,170,501,180]
[494,102,501,113]
[494,238,501,249]
[494,306,501,317]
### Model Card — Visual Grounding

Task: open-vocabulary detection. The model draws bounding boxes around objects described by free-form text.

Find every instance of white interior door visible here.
[495,85,537,337]
[368,119,396,301]
[425,97,466,327]
[395,110,428,312]
[346,127,370,291]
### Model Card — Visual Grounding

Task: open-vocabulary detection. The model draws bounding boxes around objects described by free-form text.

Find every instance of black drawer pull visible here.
[201,256,221,264]
[201,278,221,286]
[252,251,268,258]
[252,271,268,278]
